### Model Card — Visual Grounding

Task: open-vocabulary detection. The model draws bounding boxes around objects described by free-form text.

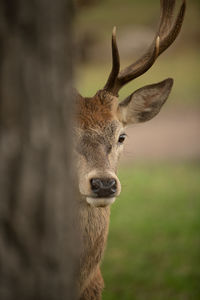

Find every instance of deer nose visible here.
[90,178,117,198]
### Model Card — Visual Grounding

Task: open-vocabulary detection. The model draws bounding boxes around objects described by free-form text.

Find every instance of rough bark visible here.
[0,0,79,299]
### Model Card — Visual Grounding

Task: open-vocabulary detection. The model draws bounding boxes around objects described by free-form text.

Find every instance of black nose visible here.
[90,178,117,198]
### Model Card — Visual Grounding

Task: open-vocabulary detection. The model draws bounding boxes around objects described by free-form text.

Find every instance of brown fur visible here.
[78,204,110,299]
[76,90,118,130]
[75,91,119,299]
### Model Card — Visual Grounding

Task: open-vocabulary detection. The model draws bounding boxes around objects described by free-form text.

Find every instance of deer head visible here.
[75,0,185,207]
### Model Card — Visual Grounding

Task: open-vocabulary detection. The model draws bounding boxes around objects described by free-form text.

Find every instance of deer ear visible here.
[117,78,173,125]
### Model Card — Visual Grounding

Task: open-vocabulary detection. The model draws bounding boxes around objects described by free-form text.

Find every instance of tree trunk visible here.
[0,1,79,299]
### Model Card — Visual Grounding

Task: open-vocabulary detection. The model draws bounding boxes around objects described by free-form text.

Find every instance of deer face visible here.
[75,90,123,207]
[74,0,185,207]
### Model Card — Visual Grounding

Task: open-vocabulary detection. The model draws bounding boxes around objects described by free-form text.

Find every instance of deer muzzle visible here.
[83,171,121,207]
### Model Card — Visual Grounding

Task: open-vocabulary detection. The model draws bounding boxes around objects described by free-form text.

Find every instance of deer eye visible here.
[118,133,126,144]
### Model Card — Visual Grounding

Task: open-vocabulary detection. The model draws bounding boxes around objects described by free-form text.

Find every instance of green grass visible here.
[102,162,200,300]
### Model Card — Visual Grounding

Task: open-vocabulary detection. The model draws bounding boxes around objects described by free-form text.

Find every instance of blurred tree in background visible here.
[0,0,79,299]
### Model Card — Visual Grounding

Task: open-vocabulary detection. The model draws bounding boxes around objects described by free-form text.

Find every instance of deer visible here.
[75,1,186,299]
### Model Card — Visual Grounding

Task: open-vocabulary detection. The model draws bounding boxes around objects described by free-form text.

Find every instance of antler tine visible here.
[109,0,186,95]
[104,26,120,93]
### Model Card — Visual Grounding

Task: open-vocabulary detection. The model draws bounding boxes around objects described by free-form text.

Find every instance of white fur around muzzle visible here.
[86,197,116,207]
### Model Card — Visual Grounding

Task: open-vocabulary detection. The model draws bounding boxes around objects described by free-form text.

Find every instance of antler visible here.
[104,0,186,96]
[104,26,120,92]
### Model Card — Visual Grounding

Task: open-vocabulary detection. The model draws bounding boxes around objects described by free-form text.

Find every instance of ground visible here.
[121,107,200,163]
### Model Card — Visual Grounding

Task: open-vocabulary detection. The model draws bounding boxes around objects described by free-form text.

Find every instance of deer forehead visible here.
[77,90,119,130]
[79,120,121,146]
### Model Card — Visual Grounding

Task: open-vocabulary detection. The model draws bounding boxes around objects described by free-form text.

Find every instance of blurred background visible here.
[75,0,200,299]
